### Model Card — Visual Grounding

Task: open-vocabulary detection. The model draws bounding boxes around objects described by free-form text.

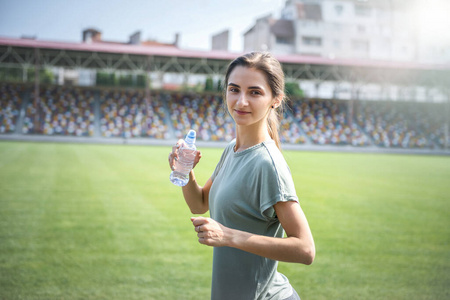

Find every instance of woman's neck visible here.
[234,123,271,152]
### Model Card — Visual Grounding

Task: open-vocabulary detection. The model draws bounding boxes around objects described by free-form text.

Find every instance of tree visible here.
[0,67,22,82]
[136,74,147,88]
[204,76,214,91]
[96,71,116,86]
[119,74,132,87]
[26,68,54,84]
[216,78,223,92]
[285,82,303,98]
[40,69,54,84]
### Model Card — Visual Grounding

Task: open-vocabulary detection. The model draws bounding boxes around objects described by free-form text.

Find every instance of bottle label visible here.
[174,146,196,175]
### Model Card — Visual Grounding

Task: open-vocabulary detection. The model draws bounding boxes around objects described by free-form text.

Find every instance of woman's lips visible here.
[234,109,250,115]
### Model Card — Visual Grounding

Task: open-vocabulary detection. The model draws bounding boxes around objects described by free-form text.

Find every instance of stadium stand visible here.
[168,93,235,142]
[0,84,448,150]
[288,99,370,146]
[355,100,446,149]
[99,89,169,139]
[22,86,95,136]
[0,83,23,134]
[280,112,307,144]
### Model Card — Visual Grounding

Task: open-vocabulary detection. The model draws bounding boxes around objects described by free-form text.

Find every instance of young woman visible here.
[168,52,315,300]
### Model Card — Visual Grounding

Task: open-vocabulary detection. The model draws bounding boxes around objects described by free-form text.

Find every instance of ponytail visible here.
[268,103,284,150]
[268,110,280,150]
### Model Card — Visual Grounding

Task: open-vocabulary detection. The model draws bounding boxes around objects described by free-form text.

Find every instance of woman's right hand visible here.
[168,139,202,172]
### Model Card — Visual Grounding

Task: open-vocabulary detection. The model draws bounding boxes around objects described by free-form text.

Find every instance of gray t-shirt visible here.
[209,139,299,300]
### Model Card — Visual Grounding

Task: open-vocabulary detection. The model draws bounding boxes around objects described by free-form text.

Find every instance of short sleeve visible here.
[258,147,298,220]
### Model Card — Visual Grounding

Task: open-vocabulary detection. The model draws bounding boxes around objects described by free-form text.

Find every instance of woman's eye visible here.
[251,90,262,95]
[229,87,238,93]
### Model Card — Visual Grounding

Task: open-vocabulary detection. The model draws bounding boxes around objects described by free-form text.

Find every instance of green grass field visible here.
[0,141,449,300]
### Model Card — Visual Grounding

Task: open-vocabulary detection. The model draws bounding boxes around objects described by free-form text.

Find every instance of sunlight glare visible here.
[415,0,450,43]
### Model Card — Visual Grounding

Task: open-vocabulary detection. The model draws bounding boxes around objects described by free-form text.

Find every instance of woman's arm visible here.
[182,174,212,214]
[191,201,315,265]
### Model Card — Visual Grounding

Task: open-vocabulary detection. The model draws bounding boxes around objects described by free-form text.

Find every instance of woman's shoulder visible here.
[258,141,291,171]
[261,140,285,161]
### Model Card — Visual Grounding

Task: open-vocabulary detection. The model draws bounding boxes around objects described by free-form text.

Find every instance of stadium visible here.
[0,35,449,152]
[1,0,450,299]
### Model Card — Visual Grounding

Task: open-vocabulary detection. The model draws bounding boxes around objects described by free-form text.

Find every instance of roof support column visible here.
[145,55,152,135]
[34,47,40,133]
[22,66,28,82]
[348,85,357,128]
[145,56,151,103]
[445,88,449,149]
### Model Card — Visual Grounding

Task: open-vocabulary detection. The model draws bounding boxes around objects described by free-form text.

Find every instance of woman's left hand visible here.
[191,217,231,247]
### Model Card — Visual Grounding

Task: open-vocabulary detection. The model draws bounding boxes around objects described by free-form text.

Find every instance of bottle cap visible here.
[185,130,196,144]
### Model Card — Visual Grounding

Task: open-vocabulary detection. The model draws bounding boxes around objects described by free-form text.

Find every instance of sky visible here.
[0,0,285,52]
[0,0,449,53]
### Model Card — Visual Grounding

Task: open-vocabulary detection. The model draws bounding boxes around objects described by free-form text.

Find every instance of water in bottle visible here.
[170,130,197,186]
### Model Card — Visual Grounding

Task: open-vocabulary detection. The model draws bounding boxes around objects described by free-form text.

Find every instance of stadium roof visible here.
[1,36,449,71]
[0,36,237,61]
[0,36,449,87]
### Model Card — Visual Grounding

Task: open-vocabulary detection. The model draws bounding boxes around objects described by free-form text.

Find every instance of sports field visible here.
[0,141,449,299]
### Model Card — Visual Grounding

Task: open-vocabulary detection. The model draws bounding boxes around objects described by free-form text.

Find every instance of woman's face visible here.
[226,66,276,129]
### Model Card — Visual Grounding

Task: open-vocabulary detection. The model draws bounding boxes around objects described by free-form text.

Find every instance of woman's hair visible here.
[223,51,285,150]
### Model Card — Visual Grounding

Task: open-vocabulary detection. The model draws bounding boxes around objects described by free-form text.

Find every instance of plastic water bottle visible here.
[170,130,197,186]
